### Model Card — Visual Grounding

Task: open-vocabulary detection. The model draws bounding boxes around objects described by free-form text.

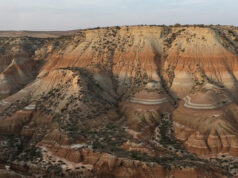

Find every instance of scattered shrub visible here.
[174,23,181,27]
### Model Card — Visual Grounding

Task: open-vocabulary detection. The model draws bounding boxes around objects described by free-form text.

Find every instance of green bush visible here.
[174,23,181,27]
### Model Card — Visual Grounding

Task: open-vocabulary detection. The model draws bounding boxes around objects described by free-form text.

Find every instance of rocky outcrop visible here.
[173,84,238,157]
[120,81,174,132]
[34,142,226,178]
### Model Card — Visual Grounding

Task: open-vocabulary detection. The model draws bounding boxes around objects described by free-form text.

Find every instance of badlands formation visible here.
[0,25,238,177]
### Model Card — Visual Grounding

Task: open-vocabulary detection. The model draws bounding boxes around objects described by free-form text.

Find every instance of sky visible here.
[0,0,237,31]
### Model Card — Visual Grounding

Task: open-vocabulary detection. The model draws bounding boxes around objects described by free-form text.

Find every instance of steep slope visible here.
[0,25,238,177]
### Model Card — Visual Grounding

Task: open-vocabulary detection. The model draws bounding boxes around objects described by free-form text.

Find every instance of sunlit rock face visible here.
[0,25,238,177]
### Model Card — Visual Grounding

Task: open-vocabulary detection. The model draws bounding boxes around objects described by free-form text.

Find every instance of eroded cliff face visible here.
[0,25,238,177]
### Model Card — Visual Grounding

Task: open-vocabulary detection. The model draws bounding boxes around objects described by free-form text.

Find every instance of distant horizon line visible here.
[0,23,237,32]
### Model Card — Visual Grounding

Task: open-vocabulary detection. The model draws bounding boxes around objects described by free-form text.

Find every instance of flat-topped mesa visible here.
[1,26,238,101]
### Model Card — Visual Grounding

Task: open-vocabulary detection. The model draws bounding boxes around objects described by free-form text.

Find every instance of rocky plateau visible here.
[0,25,238,177]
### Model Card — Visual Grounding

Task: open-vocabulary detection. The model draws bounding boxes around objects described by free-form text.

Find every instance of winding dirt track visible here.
[24,104,36,110]
[130,97,168,105]
[0,100,9,106]
[183,96,232,109]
